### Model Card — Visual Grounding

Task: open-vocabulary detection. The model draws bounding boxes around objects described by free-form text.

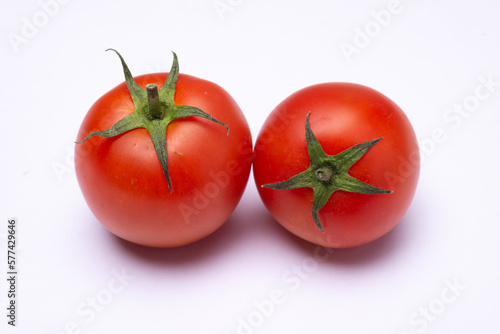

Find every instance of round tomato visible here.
[75,50,252,248]
[253,83,419,248]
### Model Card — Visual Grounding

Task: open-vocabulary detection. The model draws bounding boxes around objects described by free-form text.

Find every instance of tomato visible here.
[75,50,252,248]
[253,83,419,248]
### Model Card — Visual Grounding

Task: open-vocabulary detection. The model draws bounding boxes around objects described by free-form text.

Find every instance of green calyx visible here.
[76,49,229,193]
[262,112,392,232]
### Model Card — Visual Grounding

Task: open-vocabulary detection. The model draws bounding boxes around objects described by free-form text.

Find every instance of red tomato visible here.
[253,83,419,248]
[75,51,252,248]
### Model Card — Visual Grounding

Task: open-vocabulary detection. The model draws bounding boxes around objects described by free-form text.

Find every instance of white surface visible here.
[1,0,500,333]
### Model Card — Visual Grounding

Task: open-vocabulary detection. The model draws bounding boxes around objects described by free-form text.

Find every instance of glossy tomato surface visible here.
[253,83,419,248]
[76,73,252,247]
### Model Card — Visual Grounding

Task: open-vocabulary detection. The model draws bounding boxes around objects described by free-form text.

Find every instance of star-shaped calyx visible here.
[76,49,229,193]
[262,112,392,232]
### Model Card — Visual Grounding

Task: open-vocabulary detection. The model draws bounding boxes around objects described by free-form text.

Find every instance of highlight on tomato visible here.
[75,50,253,248]
[253,83,420,248]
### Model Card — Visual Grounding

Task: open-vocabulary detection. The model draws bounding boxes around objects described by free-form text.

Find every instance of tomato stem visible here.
[76,50,230,193]
[146,84,164,119]
[263,112,392,232]
[315,167,334,184]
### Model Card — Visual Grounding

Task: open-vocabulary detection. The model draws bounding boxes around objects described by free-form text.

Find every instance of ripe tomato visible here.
[253,83,419,248]
[75,50,252,248]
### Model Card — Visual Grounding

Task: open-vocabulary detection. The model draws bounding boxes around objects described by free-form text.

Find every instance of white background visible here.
[1,0,500,333]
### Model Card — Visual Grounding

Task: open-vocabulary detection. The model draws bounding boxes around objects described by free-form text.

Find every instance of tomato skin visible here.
[253,83,419,248]
[75,73,252,247]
